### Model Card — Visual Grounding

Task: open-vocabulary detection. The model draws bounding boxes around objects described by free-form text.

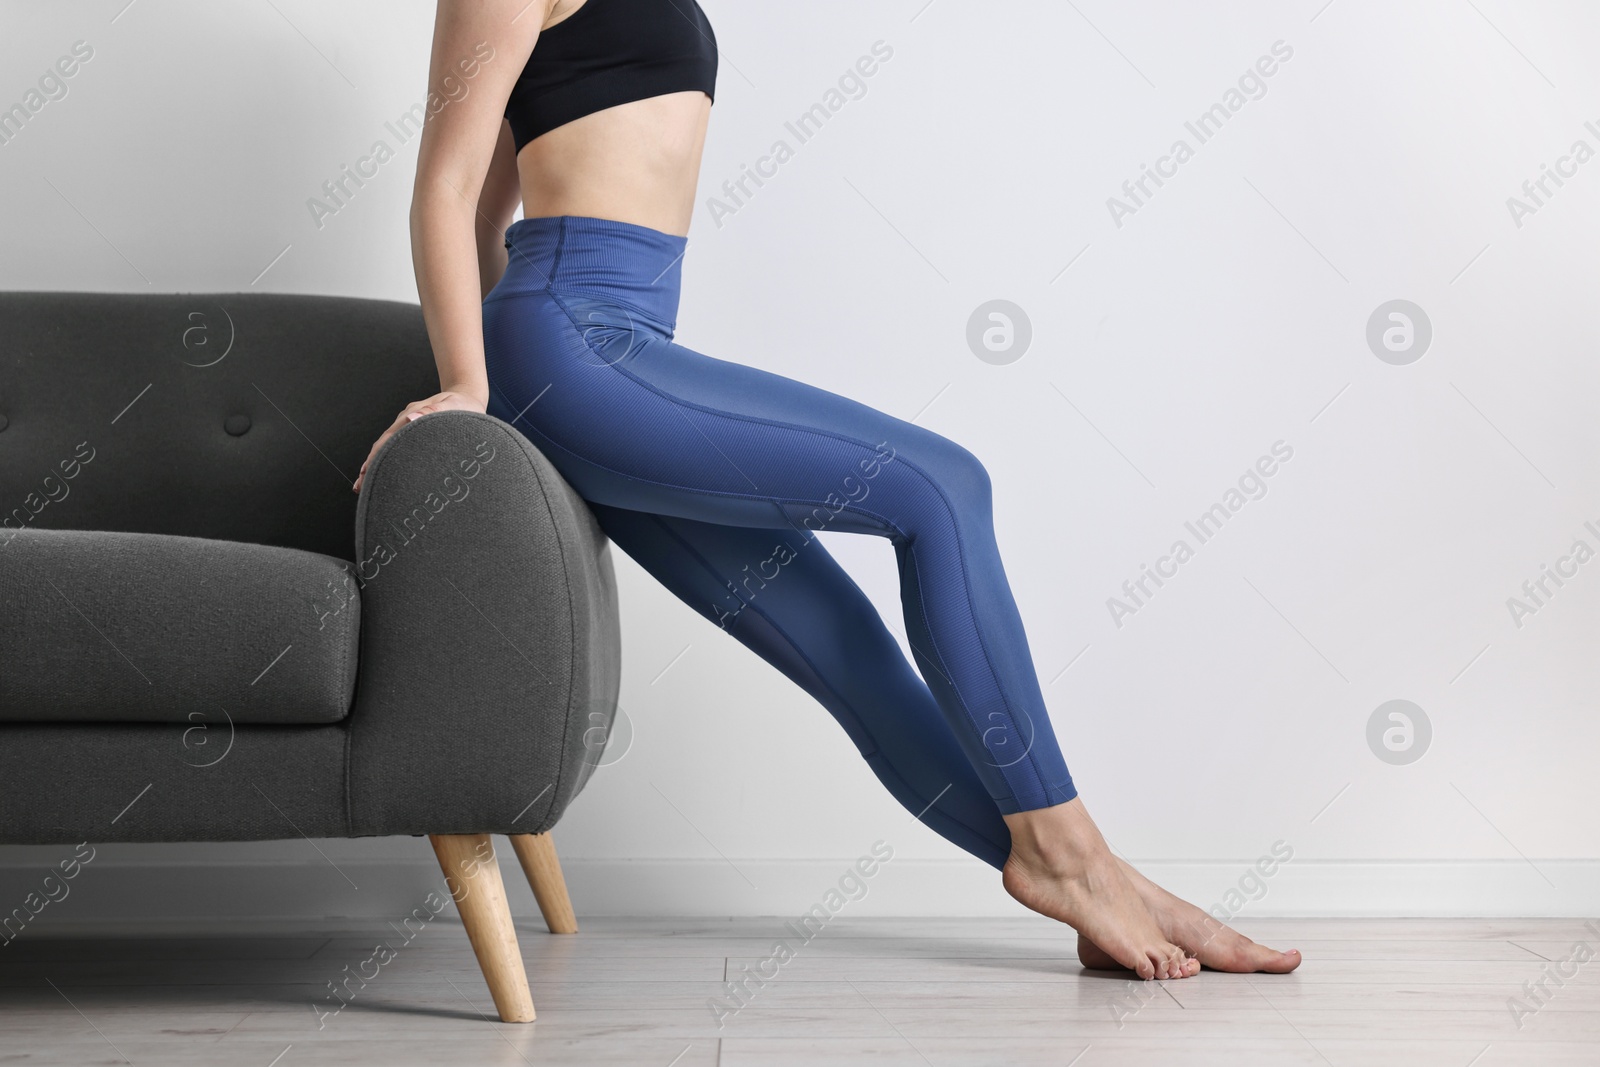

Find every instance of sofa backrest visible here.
[0,291,440,561]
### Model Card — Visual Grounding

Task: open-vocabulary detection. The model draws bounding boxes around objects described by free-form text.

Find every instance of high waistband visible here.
[496,215,686,337]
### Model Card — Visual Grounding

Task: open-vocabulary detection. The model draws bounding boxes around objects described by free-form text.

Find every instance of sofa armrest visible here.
[345,410,620,837]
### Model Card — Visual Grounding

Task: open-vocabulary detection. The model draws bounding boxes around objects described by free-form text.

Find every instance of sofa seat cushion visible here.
[0,528,359,725]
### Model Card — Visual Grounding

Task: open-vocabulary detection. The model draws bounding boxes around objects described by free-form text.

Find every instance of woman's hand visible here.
[352,388,488,493]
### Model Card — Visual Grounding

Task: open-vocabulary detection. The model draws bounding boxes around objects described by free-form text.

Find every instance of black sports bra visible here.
[505,0,718,151]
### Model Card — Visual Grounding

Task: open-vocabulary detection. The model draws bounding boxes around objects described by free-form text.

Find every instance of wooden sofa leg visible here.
[429,833,536,1022]
[509,832,578,934]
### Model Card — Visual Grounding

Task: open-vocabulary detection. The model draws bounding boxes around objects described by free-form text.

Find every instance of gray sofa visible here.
[0,291,621,1022]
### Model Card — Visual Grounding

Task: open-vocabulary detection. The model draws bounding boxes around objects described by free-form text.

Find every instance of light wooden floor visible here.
[2,916,1597,1065]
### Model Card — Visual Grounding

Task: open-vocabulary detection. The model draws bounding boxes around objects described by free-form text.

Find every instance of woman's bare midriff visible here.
[515,91,711,238]
[508,0,710,237]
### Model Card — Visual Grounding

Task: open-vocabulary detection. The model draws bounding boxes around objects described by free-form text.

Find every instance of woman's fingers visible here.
[351,402,453,493]
[351,390,488,494]
[353,420,402,492]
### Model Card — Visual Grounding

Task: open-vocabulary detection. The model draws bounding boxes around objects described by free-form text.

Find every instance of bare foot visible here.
[1001,799,1199,981]
[1075,858,1302,974]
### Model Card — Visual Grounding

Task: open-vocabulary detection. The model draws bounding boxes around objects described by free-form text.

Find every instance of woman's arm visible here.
[354,0,545,492]
[476,120,524,298]
[409,0,543,403]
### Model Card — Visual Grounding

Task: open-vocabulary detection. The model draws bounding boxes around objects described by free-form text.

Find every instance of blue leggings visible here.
[482,215,1077,869]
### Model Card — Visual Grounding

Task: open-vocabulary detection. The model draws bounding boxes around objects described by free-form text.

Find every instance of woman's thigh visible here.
[482,288,988,540]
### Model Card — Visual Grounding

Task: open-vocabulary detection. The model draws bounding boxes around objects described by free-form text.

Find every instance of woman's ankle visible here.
[1003,798,1108,874]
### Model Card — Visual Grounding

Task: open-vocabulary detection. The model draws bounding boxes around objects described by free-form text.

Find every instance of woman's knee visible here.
[943,436,995,501]
[899,432,993,511]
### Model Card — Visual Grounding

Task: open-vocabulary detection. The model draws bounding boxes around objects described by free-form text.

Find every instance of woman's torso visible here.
[509,0,717,237]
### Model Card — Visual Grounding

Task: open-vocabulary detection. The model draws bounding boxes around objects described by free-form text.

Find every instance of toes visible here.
[1153,943,1200,980]
[1260,946,1302,973]
[1206,933,1304,974]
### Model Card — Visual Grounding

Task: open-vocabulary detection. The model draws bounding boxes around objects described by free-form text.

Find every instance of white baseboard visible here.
[1,857,1596,935]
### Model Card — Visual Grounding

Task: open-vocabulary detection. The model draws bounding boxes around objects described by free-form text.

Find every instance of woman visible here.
[355,0,1300,981]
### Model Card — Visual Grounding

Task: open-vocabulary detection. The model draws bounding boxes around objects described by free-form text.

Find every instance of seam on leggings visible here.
[903,535,1046,807]
[508,404,904,536]
[485,282,660,312]
[642,510,1014,844]
[642,509,758,632]
[907,535,1051,803]
[541,289,1036,788]
[550,217,568,283]
[497,363,913,542]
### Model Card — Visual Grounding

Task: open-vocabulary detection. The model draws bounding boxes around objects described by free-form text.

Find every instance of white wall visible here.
[3,0,1598,921]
